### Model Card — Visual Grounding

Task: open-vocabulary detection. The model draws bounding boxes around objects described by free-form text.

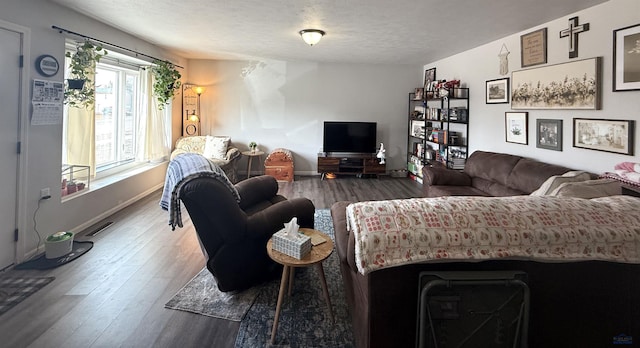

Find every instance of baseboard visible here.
[243,170,321,177]
[295,171,321,176]
[21,183,164,260]
[72,183,164,235]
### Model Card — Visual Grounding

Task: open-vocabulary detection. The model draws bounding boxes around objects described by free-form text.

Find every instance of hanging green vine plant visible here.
[151,60,182,110]
[64,41,107,109]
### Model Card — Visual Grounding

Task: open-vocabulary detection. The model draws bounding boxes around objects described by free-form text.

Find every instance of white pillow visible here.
[202,136,230,160]
[549,179,622,199]
[530,170,591,196]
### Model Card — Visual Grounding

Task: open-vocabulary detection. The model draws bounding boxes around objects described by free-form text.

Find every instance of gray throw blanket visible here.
[160,153,240,230]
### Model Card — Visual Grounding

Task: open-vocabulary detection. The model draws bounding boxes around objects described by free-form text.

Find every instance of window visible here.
[62,46,171,188]
[94,65,138,169]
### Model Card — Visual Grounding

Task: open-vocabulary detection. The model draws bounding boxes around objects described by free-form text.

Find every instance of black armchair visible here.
[179,175,315,292]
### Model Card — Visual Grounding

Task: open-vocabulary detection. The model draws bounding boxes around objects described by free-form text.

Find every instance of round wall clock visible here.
[35,54,60,77]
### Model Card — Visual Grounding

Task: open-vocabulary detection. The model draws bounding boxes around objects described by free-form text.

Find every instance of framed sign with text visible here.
[182,84,199,136]
[520,28,547,68]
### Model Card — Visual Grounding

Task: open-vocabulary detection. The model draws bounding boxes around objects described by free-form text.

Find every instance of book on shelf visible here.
[448,132,459,145]
[407,160,424,176]
[415,143,424,158]
[448,107,468,122]
[409,173,423,184]
[449,158,466,170]
[426,107,439,120]
[431,129,448,144]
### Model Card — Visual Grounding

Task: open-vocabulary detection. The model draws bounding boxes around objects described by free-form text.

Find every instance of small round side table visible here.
[266,228,334,344]
[241,150,265,179]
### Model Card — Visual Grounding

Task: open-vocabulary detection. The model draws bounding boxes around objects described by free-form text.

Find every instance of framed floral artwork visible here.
[505,112,528,145]
[511,57,601,109]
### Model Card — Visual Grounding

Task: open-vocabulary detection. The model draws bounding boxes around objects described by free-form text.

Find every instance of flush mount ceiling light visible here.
[299,29,326,46]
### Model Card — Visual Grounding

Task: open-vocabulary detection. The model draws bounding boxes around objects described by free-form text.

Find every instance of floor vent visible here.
[86,221,114,237]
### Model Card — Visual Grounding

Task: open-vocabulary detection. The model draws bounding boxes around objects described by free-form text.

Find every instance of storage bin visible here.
[264,148,294,182]
[416,271,529,348]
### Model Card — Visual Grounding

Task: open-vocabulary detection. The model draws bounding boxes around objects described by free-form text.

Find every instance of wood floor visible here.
[0,175,423,348]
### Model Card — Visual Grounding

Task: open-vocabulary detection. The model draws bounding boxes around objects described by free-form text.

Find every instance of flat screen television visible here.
[323,121,377,154]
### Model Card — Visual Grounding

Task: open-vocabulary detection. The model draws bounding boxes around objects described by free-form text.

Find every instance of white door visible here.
[0,27,22,269]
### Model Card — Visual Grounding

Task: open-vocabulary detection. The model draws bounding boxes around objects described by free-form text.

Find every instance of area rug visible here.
[13,241,93,270]
[165,268,262,321]
[234,209,355,347]
[0,275,55,315]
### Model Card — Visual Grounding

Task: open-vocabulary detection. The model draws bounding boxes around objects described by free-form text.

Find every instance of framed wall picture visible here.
[613,23,640,91]
[485,78,509,104]
[424,67,436,98]
[520,28,547,67]
[414,88,424,100]
[511,57,601,110]
[410,120,426,139]
[505,112,528,145]
[573,118,634,155]
[536,119,562,151]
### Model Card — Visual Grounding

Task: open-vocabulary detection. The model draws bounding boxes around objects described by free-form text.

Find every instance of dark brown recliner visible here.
[179,175,315,292]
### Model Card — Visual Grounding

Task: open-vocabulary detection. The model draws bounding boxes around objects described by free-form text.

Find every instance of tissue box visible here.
[272,229,312,259]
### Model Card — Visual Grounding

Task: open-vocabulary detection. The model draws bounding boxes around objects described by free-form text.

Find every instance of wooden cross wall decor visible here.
[560,16,590,59]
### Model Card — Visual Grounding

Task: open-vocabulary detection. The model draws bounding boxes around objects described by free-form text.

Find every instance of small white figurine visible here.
[376,143,386,164]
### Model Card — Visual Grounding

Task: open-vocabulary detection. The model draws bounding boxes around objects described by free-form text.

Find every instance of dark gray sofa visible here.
[422,150,575,197]
[331,150,638,347]
[331,201,640,348]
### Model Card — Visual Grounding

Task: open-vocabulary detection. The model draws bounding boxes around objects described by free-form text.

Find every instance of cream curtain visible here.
[136,68,170,162]
[64,72,96,177]
[65,65,169,178]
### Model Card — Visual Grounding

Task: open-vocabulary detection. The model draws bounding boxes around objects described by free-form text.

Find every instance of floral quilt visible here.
[345,195,640,275]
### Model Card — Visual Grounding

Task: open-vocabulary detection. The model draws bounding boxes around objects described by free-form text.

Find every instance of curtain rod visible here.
[52,25,184,69]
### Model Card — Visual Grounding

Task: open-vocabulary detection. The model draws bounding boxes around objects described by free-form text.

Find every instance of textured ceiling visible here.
[50,0,607,65]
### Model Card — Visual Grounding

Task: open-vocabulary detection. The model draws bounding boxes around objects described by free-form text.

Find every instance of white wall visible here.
[0,0,418,262]
[187,60,420,173]
[3,0,635,263]
[424,0,640,174]
[0,0,187,261]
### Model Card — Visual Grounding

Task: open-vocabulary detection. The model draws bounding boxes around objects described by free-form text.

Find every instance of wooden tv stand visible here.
[317,153,386,179]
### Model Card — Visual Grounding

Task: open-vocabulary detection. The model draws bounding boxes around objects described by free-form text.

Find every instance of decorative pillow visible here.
[549,179,622,199]
[202,136,230,160]
[530,170,591,196]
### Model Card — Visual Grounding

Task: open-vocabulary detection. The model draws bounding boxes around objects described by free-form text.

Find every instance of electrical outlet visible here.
[40,187,51,199]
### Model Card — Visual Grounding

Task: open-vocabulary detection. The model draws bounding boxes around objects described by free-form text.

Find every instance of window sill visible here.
[61,161,166,202]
